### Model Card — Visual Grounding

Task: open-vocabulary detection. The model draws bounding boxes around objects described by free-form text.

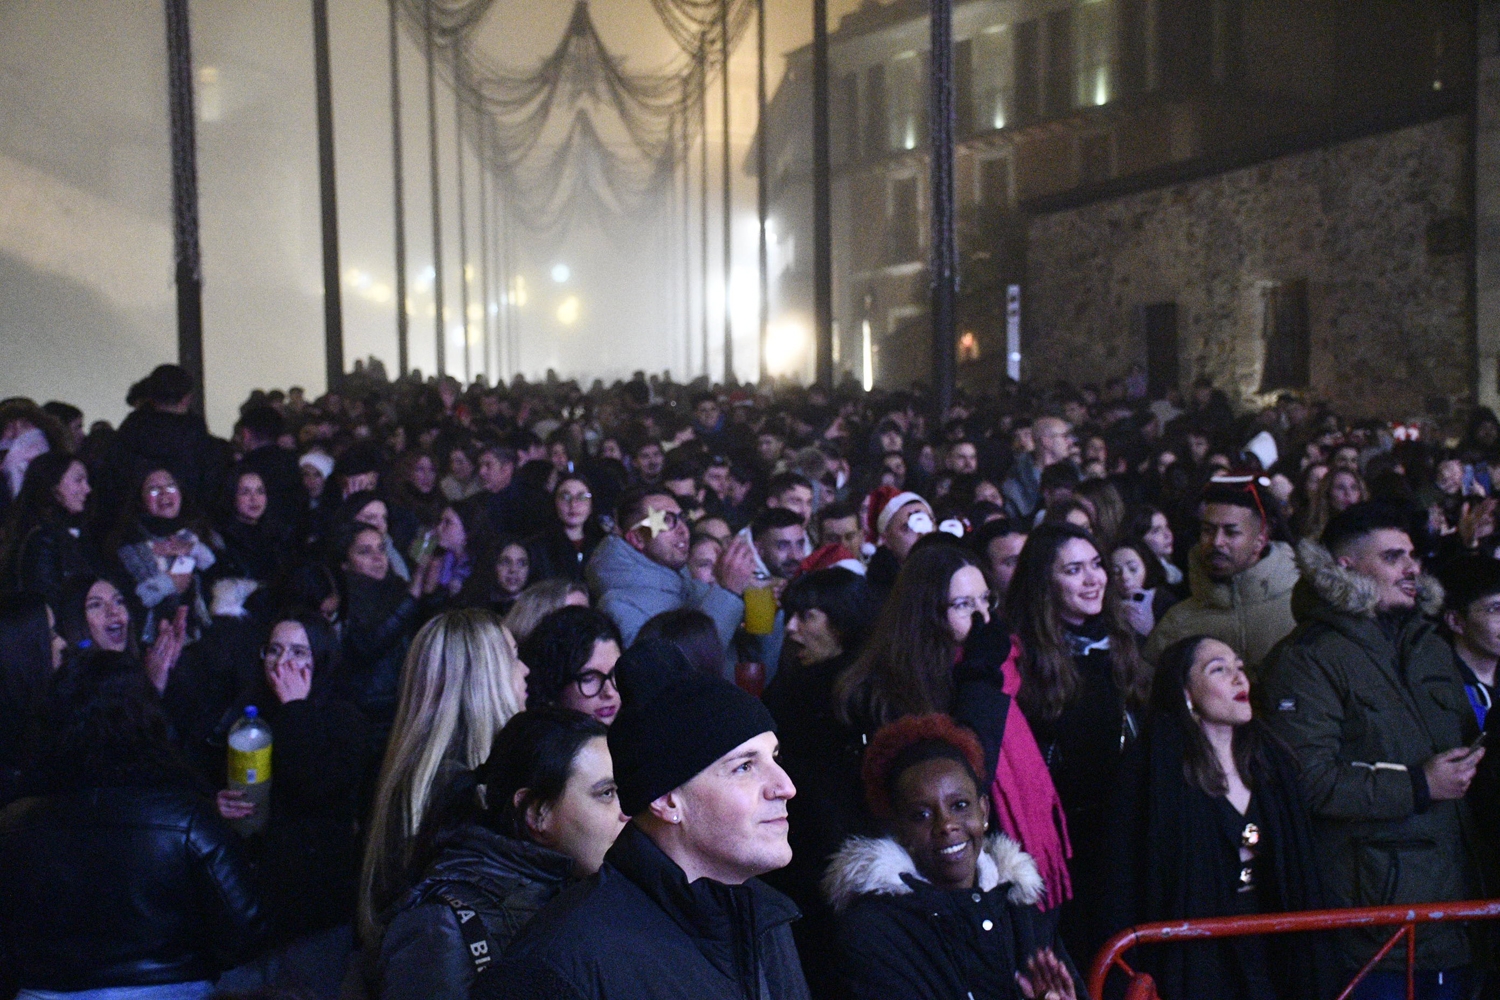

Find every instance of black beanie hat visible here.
[1441,555,1500,613]
[607,639,776,816]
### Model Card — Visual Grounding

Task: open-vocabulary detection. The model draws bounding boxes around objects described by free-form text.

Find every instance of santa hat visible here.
[861,487,929,546]
[799,542,866,576]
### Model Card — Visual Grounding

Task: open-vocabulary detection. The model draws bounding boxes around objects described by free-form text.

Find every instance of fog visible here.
[0,0,860,434]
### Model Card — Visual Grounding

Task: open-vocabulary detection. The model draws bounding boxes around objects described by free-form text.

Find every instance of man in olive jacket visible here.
[1145,480,1299,673]
[1261,503,1482,988]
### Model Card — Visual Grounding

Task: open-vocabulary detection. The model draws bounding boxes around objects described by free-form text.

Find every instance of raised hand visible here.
[144,606,188,693]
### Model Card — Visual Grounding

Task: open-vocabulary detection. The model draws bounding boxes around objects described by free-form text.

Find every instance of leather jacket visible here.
[12,522,95,610]
[0,786,266,990]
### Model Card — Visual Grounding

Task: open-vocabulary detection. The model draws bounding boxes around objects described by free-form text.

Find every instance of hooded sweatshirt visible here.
[585,535,745,654]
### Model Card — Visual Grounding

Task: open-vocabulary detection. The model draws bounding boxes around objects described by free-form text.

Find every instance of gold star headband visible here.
[631,506,677,538]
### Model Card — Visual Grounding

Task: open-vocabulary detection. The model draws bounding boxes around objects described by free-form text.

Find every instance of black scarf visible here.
[137,512,186,539]
[1107,715,1337,1000]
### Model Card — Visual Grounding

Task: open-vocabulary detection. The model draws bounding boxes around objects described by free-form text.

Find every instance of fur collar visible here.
[210,577,260,618]
[1295,539,1442,618]
[821,833,1043,913]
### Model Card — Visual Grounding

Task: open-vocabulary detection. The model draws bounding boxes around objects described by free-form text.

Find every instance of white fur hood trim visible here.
[210,577,260,618]
[1295,539,1442,618]
[821,833,1043,913]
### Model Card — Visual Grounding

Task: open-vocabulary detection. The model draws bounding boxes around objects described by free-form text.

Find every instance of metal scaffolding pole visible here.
[756,0,768,383]
[812,0,833,389]
[424,2,446,377]
[929,0,958,414]
[164,0,204,406]
[720,0,734,383]
[387,0,409,376]
[312,0,344,389]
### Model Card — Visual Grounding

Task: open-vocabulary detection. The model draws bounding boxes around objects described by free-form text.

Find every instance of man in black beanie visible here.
[488,640,808,1000]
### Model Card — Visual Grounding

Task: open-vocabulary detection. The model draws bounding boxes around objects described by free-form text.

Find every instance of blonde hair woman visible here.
[358,608,529,943]
[502,578,589,645]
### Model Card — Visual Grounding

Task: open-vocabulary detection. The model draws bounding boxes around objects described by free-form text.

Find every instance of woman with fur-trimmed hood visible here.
[1260,501,1481,983]
[823,714,1084,1000]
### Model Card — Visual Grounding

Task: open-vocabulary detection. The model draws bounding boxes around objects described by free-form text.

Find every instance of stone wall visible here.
[1023,114,1472,418]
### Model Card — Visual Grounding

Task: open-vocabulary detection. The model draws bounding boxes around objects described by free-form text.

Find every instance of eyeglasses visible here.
[146,485,181,498]
[948,591,999,615]
[262,643,312,663]
[574,669,618,698]
[558,490,592,504]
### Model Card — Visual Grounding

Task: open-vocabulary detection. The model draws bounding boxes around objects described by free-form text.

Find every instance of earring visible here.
[1185,695,1196,715]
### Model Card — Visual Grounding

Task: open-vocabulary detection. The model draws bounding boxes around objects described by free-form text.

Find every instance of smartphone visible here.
[1466,731,1488,756]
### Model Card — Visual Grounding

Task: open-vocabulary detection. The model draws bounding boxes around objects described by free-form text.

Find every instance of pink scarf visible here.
[991,639,1073,911]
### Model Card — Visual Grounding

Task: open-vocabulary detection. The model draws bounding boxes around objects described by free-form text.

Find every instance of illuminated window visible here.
[1075,0,1116,108]
[958,331,981,362]
[972,24,1014,130]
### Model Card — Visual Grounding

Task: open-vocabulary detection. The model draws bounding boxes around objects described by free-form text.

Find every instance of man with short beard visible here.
[490,640,807,1000]
[1262,502,1481,994]
[1144,479,1299,672]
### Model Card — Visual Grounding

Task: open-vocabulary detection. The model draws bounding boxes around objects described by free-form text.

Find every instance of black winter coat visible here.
[527,523,604,584]
[1104,716,1337,1000]
[824,834,1079,1000]
[377,822,574,1000]
[10,521,96,610]
[342,571,421,729]
[1021,616,1136,960]
[212,516,294,586]
[487,823,811,1000]
[0,786,265,990]
[101,408,223,511]
[762,650,867,1000]
[212,689,371,944]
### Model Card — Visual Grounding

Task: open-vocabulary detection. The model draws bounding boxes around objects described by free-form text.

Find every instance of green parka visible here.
[1260,540,1480,972]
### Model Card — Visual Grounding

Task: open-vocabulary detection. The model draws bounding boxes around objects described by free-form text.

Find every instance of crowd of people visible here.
[2,359,1500,1000]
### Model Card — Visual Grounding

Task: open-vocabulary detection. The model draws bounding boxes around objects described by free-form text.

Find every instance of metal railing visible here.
[1088,899,1500,1000]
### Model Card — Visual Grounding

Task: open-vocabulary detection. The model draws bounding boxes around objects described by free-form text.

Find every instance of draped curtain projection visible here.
[383,0,753,380]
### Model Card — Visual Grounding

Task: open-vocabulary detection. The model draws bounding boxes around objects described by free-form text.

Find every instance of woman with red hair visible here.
[822,713,1081,1000]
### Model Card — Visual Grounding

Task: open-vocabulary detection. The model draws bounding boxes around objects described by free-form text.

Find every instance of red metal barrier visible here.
[1087,898,1500,1000]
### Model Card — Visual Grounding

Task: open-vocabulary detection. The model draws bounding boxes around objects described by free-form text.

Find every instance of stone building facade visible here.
[1025,114,1472,418]
[758,0,1477,411]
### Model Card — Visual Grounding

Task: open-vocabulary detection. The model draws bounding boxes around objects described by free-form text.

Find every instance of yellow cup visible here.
[743,585,777,635]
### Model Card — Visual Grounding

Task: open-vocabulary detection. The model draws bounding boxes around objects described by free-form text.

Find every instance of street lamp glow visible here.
[550,263,571,284]
[556,295,581,325]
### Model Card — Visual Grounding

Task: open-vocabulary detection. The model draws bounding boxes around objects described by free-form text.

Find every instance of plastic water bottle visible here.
[227,706,272,836]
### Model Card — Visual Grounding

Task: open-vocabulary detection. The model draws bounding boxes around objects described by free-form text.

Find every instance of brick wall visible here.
[1023,114,1472,418]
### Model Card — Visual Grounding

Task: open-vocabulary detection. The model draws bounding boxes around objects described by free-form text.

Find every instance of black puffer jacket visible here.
[377,822,574,1000]
[488,822,811,1000]
[823,833,1079,1000]
[0,786,265,990]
